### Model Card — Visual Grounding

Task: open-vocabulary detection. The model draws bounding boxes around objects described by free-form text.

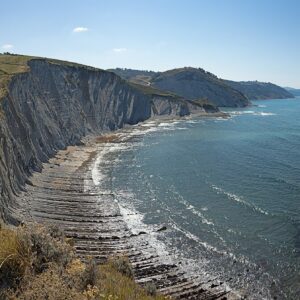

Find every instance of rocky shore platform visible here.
[17,122,238,300]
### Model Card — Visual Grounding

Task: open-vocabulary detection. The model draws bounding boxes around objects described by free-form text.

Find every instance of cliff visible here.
[0,55,212,223]
[150,68,250,107]
[110,67,250,107]
[224,80,294,100]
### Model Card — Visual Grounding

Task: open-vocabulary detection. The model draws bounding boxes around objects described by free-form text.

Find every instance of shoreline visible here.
[17,113,241,299]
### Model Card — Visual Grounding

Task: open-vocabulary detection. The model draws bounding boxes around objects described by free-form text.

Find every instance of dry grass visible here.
[0,54,32,100]
[0,53,100,101]
[0,227,31,286]
[0,223,170,300]
[95,134,119,144]
[98,264,167,300]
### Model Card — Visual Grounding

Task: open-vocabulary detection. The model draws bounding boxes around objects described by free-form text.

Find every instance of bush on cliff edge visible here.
[0,223,168,300]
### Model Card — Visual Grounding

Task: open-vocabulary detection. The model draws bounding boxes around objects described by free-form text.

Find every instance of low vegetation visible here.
[0,223,168,300]
[128,81,180,99]
[0,54,31,100]
[0,53,101,101]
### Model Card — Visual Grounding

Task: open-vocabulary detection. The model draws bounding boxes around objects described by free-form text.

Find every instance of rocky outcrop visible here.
[0,58,211,223]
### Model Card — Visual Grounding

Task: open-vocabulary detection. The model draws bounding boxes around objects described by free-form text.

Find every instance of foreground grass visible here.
[0,223,168,300]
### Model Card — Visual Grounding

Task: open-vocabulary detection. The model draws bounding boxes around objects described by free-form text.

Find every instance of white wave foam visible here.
[117,200,173,263]
[211,185,269,216]
[228,110,276,117]
[254,112,276,116]
[91,143,130,186]
[158,122,174,127]
[187,204,214,225]
[229,110,255,115]
[170,218,252,267]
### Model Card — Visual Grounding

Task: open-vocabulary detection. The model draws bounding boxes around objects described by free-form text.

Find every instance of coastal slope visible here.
[0,54,213,223]
[110,67,295,104]
[284,87,300,97]
[224,80,294,100]
[111,67,250,107]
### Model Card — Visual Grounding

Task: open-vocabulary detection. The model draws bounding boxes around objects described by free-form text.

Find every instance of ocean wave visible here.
[186,203,214,225]
[117,200,174,263]
[91,143,132,186]
[211,185,270,216]
[169,218,254,267]
[254,112,276,116]
[228,110,255,115]
[228,110,276,117]
[171,190,215,226]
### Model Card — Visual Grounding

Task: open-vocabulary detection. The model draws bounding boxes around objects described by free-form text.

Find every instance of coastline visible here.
[17,112,240,299]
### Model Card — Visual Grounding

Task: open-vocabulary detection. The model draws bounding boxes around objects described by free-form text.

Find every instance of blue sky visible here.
[1,0,300,87]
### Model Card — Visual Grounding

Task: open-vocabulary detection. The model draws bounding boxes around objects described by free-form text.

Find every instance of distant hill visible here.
[110,67,250,107]
[151,68,250,107]
[224,80,294,100]
[110,68,295,106]
[107,68,155,86]
[284,87,300,97]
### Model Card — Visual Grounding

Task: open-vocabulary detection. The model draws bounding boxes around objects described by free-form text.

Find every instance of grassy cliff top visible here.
[0,53,179,103]
[128,81,182,99]
[0,53,103,100]
[0,54,31,99]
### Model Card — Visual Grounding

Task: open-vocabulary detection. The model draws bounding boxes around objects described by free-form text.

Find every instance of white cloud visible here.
[113,48,127,53]
[73,27,88,33]
[2,44,14,50]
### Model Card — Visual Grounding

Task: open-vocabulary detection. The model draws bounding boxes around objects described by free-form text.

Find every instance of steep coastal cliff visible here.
[0,55,213,223]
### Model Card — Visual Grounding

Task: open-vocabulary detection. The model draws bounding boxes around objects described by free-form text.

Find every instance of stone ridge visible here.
[0,58,210,222]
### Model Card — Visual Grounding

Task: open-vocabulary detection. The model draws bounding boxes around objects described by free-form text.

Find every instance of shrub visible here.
[82,258,99,289]
[0,223,73,292]
[0,223,169,300]
[144,282,158,296]
[108,256,134,278]
[28,224,73,272]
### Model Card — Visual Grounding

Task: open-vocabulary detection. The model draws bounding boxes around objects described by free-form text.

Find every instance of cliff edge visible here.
[0,54,214,223]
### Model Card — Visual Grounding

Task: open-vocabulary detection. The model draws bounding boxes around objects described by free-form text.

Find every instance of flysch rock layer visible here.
[18,130,238,300]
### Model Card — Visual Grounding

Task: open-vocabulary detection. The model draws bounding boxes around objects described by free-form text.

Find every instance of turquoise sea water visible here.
[107,98,300,299]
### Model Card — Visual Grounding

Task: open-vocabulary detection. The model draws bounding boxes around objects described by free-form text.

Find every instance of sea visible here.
[92,98,300,299]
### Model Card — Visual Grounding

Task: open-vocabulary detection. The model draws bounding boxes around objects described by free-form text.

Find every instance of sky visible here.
[1,0,300,88]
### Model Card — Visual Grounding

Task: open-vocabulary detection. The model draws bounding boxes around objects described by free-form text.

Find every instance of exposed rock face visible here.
[224,80,294,100]
[0,59,207,222]
[111,68,296,105]
[110,67,250,107]
[151,68,250,107]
